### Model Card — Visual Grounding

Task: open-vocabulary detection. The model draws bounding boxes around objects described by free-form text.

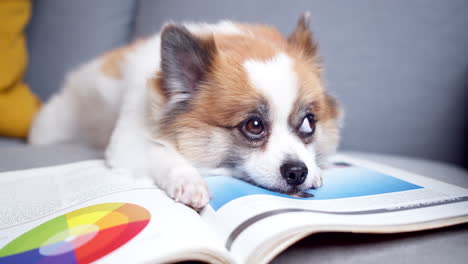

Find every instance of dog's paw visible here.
[312,172,323,188]
[166,167,210,210]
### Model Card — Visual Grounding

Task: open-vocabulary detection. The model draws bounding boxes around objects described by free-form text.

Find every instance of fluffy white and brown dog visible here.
[29,14,342,209]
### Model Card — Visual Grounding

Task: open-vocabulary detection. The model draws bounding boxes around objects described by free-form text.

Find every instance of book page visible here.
[0,161,233,264]
[200,155,468,263]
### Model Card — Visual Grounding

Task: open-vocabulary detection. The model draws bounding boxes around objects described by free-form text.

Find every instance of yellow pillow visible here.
[0,0,40,138]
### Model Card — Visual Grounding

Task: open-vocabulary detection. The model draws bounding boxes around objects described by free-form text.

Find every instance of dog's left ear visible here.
[160,24,217,98]
[288,12,318,58]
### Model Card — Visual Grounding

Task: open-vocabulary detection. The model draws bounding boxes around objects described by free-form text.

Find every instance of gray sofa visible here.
[1,0,467,263]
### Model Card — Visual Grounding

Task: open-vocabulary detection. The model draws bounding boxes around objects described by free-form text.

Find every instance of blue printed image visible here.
[206,166,422,211]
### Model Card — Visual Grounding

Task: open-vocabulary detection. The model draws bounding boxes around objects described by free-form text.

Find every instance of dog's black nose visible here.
[280,160,308,186]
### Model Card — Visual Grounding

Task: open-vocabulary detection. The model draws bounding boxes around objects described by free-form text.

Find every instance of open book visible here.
[1,155,467,264]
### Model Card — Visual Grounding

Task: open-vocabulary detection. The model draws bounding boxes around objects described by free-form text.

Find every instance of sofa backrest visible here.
[25,0,468,167]
[25,0,136,100]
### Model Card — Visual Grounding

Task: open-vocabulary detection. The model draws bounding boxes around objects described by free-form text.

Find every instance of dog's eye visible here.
[299,113,316,137]
[241,117,265,140]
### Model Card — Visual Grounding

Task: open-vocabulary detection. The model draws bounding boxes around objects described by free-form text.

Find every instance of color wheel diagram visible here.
[0,203,150,264]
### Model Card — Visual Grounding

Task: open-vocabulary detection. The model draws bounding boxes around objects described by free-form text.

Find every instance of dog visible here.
[29,14,342,209]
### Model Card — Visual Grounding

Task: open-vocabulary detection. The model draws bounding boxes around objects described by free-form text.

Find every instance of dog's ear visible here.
[160,24,217,98]
[288,12,317,58]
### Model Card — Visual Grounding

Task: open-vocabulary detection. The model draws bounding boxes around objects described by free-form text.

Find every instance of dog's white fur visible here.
[29,19,340,209]
[242,53,322,191]
[30,23,243,208]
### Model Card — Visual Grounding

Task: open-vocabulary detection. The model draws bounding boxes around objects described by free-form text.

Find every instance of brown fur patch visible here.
[100,39,145,79]
[293,59,323,115]
[157,24,289,140]
[193,58,266,128]
[237,23,288,46]
[160,57,265,131]
[150,73,169,104]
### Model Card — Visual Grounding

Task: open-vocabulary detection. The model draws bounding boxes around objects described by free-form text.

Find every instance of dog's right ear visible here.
[160,24,217,100]
[288,12,318,58]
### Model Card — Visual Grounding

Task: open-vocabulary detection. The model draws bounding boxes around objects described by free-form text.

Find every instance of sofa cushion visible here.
[0,144,466,263]
[0,0,41,138]
[0,142,103,172]
[24,0,137,101]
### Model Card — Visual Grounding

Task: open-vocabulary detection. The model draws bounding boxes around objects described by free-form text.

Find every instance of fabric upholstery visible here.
[0,143,465,264]
[4,2,467,263]
[24,0,137,101]
[0,0,40,138]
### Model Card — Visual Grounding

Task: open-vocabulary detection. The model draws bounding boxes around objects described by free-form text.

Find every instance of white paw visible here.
[312,172,323,188]
[166,167,210,210]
